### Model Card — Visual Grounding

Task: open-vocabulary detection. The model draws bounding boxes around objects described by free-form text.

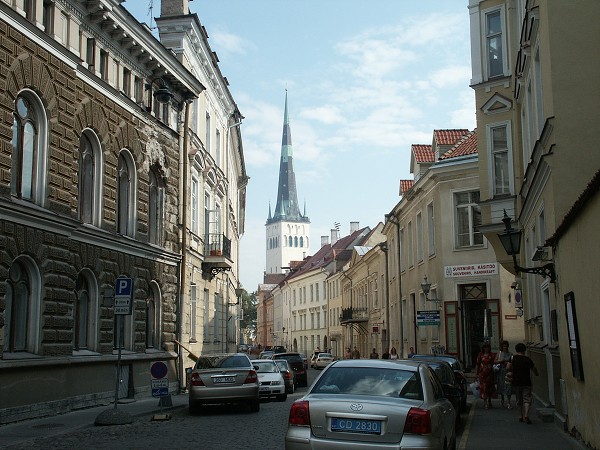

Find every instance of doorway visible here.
[462,299,487,370]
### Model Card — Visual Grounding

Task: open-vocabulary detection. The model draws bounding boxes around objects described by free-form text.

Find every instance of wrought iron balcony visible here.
[201,233,232,280]
[340,307,368,323]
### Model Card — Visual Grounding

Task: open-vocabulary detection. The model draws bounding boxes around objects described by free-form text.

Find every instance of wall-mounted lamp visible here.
[421,275,432,301]
[532,246,550,262]
[146,77,174,105]
[498,210,556,283]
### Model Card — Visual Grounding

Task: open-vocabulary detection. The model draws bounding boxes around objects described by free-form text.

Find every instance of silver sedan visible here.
[285,359,456,449]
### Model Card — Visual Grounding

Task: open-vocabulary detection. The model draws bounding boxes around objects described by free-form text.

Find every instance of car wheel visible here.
[277,393,287,402]
[249,400,260,412]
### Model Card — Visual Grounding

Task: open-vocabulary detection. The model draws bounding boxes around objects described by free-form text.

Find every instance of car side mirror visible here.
[253,365,259,371]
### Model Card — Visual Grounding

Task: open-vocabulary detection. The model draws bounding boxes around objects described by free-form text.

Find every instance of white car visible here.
[314,352,334,369]
[251,359,287,402]
[285,359,456,449]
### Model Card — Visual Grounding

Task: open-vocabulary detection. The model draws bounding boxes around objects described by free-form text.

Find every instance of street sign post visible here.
[114,277,133,315]
[151,361,169,398]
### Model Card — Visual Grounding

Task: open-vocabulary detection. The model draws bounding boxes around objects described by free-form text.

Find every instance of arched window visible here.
[3,256,41,356]
[74,269,98,352]
[11,90,48,205]
[299,236,304,247]
[148,167,165,245]
[289,236,293,247]
[117,151,137,237]
[146,281,162,349]
[294,236,298,247]
[78,129,103,226]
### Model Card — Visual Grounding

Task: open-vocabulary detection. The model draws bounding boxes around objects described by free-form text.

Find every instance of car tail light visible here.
[284,371,292,380]
[404,407,432,434]
[190,372,205,387]
[289,400,310,427]
[244,369,258,384]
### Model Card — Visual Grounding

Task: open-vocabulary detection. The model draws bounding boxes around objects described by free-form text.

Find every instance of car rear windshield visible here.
[253,361,279,373]
[195,355,250,369]
[312,366,423,400]
[274,354,302,364]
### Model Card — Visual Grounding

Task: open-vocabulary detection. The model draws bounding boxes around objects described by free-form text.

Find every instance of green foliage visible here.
[240,289,257,341]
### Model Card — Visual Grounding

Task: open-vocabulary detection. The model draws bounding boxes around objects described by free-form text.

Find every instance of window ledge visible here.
[1,351,42,361]
[72,350,102,357]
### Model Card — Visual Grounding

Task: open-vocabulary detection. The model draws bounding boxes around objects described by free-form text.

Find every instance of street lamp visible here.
[421,275,432,300]
[497,210,556,283]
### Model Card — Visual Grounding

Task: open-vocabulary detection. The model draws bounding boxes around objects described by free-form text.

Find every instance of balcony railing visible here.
[204,233,231,259]
[340,307,368,323]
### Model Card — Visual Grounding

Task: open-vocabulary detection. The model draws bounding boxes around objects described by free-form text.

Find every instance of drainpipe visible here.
[177,99,192,392]
[379,242,390,353]
[386,213,403,357]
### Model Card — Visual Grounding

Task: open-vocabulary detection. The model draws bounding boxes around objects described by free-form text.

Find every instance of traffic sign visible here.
[151,378,169,397]
[114,277,133,315]
[151,361,168,379]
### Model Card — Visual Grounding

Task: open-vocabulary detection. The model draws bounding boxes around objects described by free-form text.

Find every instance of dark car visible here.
[410,358,464,429]
[272,352,308,387]
[411,354,468,411]
[274,359,295,394]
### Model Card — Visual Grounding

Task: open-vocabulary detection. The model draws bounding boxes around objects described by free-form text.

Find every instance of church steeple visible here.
[268,91,308,224]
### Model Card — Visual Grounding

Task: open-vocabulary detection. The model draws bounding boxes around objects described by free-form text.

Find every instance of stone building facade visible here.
[0,0,202,423]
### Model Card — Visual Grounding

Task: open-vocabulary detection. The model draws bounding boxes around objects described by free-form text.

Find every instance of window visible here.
[99,49,108,81]
[191,177,199,234]
[86,38,95,69]
[490,124,510,196]
[455,191,483,248]
[43,0,54,35]
[134,76,143,104]
[203,289,210,341]
[148,166,165,245]
[213,292,220,341]
[407,221,414,267]
[11,91,48,205]
[416,212,423,262]
[146,281,161,349]
[190,284,197,342]
[78,130,102,226]
[216,129,221,166]
[486,9,504,78]
[427,203,435,256]
[4,257,41,355]
[122,68,131,97]
[59,12,69,47]
[205,113,211,155]
[74,270,98,352]
[117,151,136,237]
[25,0,35,21]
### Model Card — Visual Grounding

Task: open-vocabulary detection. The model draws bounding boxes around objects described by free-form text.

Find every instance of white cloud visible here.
[209,27,253,55]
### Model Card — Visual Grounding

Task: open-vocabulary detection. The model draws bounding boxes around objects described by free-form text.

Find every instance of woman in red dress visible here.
[476,342,497,409]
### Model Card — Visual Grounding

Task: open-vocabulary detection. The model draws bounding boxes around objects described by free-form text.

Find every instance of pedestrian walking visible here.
[389,347,399,359]
[507,343,539,424]
[476,342,497,409]
[407,347,415,358]
[495,340,513,408]
[382,348,390,359]
[351,346,361,359]
[370,348,379,359]
[344,348,352,359]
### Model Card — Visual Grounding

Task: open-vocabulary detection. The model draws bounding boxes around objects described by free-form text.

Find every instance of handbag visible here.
[505,371,513,385]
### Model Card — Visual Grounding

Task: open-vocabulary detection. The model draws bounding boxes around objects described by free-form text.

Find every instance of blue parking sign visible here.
[115,277,133,296]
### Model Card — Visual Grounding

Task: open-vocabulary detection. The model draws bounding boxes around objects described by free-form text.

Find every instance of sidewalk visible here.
[459,393,587,450]
[0,394,187,449]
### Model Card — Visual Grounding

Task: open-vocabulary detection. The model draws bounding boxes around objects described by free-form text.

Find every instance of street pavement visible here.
[0,387,588,449]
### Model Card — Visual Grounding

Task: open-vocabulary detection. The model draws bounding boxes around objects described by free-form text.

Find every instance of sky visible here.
[128,0,476,293]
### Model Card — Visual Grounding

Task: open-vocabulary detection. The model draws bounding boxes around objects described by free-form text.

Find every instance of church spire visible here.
[268,91,308,223]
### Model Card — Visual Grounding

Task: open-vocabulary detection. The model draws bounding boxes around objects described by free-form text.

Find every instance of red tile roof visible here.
[434,129,470,146]
[440,129,478,160]
[412,144,434,163]
[400,179,414,194]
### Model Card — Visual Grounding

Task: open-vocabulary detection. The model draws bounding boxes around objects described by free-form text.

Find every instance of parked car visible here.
[410,358,464,429]
[298,353,309,370]
[259,350,275,359]
[411,354,468,411]
[272,352,308,387]
[285,359,456,449]
[238,344,249,353]
[188,353,259,413]
[275,359,295,394]
[313,352,334,369]
[251,359,287,401]
[272,345,287,354]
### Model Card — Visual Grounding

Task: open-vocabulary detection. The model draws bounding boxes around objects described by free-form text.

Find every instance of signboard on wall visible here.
[444,263,498,278]
[417,310,441,326]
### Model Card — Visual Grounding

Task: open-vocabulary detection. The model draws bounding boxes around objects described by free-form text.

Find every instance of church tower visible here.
[265,92,310,274]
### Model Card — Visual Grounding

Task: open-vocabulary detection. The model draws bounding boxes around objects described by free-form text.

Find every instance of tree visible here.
[240,290,257,342]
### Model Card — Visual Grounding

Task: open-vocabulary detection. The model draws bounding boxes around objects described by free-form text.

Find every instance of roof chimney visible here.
[350,221,359,233]
[331,228,340,245]
[161,0,190,16]
[321,236,330,247]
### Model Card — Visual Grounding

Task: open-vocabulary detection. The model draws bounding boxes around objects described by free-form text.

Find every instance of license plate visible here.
[213,376,235,383]
[259,387,270,392]
[331,418,381,435]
